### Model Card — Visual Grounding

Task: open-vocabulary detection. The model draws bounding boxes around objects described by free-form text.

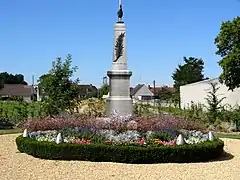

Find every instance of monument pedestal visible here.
[107,70,132,116]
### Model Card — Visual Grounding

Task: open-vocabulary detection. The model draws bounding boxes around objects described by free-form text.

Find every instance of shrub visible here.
[73,98,106,117]
[24,114,206,132]
[16,135,224,163]
[0,101,43,128]
[0,118,14,129]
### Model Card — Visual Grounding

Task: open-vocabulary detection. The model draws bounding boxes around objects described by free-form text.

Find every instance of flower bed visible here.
[16,134,224,163]
[16,114,224,163]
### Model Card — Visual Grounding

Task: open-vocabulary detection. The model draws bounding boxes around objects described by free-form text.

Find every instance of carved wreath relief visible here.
[114,32,125,62]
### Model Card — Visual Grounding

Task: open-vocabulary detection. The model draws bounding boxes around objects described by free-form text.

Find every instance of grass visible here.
[0,128,22,135]
[215,132,240,140]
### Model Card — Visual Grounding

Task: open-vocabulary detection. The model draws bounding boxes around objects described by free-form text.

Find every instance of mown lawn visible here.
[0,128,22,135]
[215,132,240,139]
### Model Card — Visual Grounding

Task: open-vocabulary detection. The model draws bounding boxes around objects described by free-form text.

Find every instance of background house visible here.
[78,84,98,99]
[180,78,240,109]
[130,84,154,102]
[0,84,37,102]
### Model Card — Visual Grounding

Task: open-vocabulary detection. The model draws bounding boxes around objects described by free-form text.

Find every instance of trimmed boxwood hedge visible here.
[16,135,224,164]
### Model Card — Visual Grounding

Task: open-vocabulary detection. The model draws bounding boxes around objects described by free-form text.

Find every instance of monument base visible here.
[107,70,133,117]
[106,97,133,117]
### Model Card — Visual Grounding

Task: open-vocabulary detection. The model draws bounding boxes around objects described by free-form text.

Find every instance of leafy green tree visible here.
[38,54,80,115]
[215,16,240,91]
[0,72,27,85]
[172,57,205,91]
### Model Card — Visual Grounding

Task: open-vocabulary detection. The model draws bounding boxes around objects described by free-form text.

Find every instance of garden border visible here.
[16,135,224,164]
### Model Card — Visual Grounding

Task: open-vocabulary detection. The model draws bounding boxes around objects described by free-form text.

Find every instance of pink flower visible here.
[162,140,176,146]
[71,139,91,144]
[104,140,112,143]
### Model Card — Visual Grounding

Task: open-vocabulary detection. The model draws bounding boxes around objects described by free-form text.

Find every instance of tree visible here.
[205,82,226,124]
[157,86,174,102]
[172,57,205,91]
[38,54,80,115]
[215,16,240,91]
[0,72,27,85]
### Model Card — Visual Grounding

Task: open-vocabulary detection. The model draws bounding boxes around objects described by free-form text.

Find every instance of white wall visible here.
[180,78,240,109]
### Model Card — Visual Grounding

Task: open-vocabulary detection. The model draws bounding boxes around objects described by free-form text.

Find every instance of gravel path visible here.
[1,134,240,180]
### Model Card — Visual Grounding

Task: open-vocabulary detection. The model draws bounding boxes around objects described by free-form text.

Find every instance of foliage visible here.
[172,56,206,91]
[23,113,205,133]
[219,106,240,131]
[150,131,175,141]
[99,84,109,98]
[78,84,98,99]
[38,54,80,115]
[73,98,106,117]
[205,82,226,124]
[156,86,176,104]
[156,103,240,132]
[133,103,152,117]
[0,101,43,129]
[0,118,14,129]
[16,135,224,163]
[0,96,24,101]
[215,16,240,91]
[23,115,85,131]
[0,72,27,87]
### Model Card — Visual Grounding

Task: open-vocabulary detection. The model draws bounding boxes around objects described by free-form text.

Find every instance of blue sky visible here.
[1,0,240,88]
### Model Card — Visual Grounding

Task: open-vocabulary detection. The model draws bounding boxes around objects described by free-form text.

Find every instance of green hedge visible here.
[0,102,44,127]
[16,135,224,164]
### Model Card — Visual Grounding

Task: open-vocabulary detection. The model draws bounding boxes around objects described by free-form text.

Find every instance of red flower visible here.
[71,139,91,144]
[104,140,112,143]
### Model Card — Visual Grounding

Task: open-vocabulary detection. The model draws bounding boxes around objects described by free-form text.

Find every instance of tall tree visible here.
[215,16,240,91]
[172,56,205,91]
[0,72,27,85]
[38,54,80,115]
[205,82,226,124]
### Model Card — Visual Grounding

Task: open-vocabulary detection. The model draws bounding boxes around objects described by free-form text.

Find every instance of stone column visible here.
[107,22,133,117]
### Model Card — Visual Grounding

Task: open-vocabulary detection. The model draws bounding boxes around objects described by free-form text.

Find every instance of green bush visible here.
[16,135,224,163]
[0,101,44,128]
[150,131,175,141]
